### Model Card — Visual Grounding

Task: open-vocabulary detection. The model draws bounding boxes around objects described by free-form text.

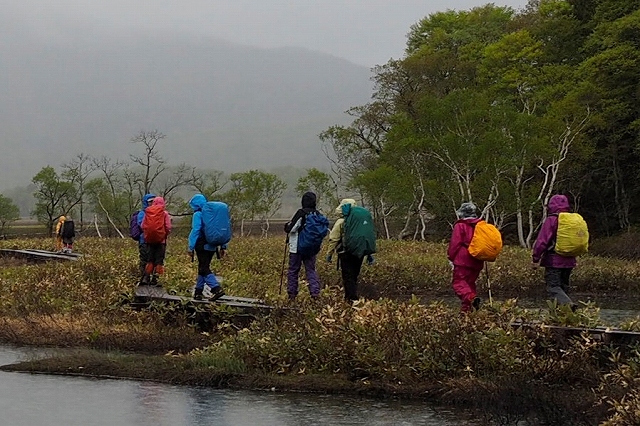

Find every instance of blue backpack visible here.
[297,211,329,257]
[129,210,142,241]
[201,201,232,246]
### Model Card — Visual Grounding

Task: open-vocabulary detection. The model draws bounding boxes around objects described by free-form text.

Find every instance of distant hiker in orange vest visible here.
[54,215,66,252]
[447,202,483,312]
[141,196,172,287]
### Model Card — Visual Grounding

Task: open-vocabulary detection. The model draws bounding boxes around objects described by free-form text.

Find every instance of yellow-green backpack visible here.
[555,212,589,256]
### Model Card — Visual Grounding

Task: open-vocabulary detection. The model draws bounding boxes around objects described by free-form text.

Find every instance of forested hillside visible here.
[322,0,640,241]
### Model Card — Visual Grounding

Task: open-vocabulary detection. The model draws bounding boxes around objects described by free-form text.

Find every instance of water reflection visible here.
[0,346,474,426]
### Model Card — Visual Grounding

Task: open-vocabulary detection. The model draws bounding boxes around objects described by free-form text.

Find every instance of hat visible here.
[456,202,478,219]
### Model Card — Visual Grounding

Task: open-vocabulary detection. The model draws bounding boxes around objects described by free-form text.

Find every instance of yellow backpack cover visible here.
[468,221,503,262]
[555,212,589,256]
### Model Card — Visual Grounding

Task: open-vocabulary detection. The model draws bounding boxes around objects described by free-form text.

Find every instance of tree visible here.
[0,194,20,236]
[31,166,78,234]
[222,170,286,237]
[62,153,96,230]
[130,130,167,195]
[295,168,338,213]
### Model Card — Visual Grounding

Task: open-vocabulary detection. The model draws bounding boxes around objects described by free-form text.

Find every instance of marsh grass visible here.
[1,236,640,424]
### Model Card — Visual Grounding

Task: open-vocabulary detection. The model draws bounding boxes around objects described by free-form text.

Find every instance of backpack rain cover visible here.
[343,206,376,258]
[142,205,167,244]
[468,220,503,262]
[297,211,329,257]
[201,201,232,246]
[129,210,142,241]
[555,212,589,256]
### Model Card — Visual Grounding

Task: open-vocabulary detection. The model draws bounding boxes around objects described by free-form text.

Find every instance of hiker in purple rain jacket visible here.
[532,194,577,307]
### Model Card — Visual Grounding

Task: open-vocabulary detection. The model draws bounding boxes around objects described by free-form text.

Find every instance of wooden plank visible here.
[511,322,640,345]
[24,249,83,258]
[134,285,274,311]
[0,249,79,261]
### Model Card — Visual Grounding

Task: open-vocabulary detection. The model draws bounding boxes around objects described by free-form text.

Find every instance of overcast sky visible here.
[5,0,528,67]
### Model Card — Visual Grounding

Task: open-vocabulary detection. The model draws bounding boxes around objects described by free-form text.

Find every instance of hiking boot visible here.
[472,297,482,311]
[193,288,204,301]
[208,286,225,301]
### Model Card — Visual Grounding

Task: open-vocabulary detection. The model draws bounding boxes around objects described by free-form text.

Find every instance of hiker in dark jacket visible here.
[532,194,577,307]
[187,193,225,301]
[60,216,75,253]
[136,193,155,285]
[447,202,484,312]
[284,191,321,300]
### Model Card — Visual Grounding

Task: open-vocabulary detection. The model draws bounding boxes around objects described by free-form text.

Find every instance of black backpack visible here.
[60,220,75,239]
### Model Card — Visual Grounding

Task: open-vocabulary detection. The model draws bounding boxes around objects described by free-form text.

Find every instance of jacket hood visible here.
[152,196,166,208]
[189,194,207,211]
[301,192,317,209]
[336,198,357,217]
[142,194,156,209]
[548,194,570,214]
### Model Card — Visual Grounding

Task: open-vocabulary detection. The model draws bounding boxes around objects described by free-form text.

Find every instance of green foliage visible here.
[295,168,337,213]
[0,194,20,234]
[31,166,78,234]
[222,170,286,234]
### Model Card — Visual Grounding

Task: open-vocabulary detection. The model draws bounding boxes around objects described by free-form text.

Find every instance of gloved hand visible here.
[366,255,375,265]
[326,254,332,263]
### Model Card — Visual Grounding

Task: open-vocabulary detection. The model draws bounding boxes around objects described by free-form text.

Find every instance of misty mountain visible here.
[0,29,373,190]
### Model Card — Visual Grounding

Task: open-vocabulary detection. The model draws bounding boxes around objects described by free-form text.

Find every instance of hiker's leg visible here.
[151,244,166,284]
[340,253,360,302]
[302,255,320,298]
[196,248,215,277]
[139,243,150,283]
[545,267,573,305]
[452,266,477,312]
[287,253,302,298]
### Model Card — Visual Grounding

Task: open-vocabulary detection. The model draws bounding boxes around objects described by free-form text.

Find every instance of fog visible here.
[0,0,527,191]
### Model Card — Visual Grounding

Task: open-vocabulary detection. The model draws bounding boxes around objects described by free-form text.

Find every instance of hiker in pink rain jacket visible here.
[447,202,484,312]
[532,194,577,307]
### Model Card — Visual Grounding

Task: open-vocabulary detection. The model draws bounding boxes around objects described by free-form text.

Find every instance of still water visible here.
[0,346,476,426]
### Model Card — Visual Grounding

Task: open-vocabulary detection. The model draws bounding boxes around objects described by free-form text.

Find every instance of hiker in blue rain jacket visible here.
[136,193,156,285]
[187,194,225,301]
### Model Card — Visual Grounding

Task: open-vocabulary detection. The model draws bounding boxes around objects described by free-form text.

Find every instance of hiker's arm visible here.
[164,212,172,235]
[325,218,344,256]
[532,216,557,262]
[188,211,202,252]
[447,223,464,262]
[284,210,305,233]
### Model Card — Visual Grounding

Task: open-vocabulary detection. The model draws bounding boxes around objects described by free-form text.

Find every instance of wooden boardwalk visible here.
[511,321,640,346]
[0,248,82,262]
[133,284,275,315]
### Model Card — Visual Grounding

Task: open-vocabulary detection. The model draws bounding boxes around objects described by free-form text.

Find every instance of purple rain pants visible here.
[287,253,321,298]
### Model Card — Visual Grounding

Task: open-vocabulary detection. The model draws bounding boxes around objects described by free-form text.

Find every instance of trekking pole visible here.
[278,237,289,295]
[485,263,493,305]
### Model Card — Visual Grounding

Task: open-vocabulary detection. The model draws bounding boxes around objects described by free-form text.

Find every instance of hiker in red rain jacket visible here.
[447,202,484,312]
[532,194,577,308]
[141,196,172,287]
